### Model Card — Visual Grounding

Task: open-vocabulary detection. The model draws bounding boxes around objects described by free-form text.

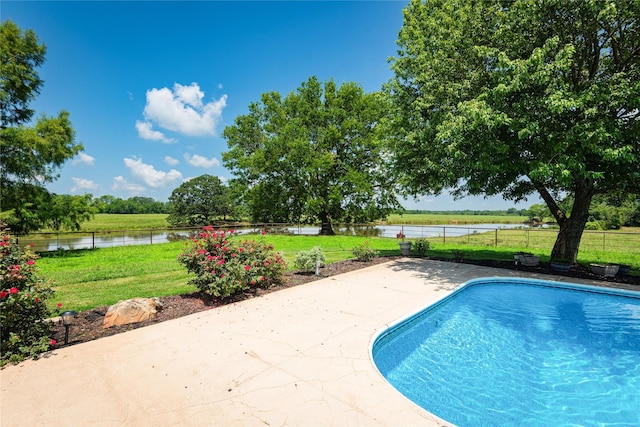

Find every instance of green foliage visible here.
[294,246,326,271]
[96,196,170,214]
[1,21,84,234]
[177,227,287,298]
[168,175,235,227]
[223,76,401,234]
[388,0,640,263]
[412,238,430,257]
[351,241,379,262]
[1,222,59,366]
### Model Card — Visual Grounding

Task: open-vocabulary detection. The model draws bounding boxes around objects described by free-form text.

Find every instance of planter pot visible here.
[398,241,412,256]
[616,264,631,276]
[550,261,571,273]
[590,263,619,277]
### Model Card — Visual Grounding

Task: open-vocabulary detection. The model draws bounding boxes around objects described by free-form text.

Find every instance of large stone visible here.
[102,298,163,328]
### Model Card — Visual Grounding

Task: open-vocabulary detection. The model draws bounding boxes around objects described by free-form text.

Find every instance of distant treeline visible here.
[401,209,527,216]
[95,196,171,214]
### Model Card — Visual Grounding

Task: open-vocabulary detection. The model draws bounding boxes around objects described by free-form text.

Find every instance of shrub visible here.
[1,222,60,366]
[413,238,430,256]
[351,240,379,262]
[177,227,287,298]
[294,246,326,271]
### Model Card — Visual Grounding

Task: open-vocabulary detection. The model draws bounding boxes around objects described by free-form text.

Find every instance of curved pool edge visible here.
[368,275,640,426]
[370,276,640,357]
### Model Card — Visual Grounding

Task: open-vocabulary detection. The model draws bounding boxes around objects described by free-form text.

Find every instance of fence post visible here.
[92,232,95,249]
[150,230,153,245]
[603,231,606,252]
[443,227,446,244]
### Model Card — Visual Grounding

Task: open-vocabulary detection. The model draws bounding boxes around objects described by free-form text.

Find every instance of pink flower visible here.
[0,291,7,298]
[0,241,7,247]
[217,259,225,265]
[239,247,244,253]
[57,303,63,308]
[50,339,56,346]
[27,260,35,265]
[260,276,265,281]
[244,265,251,271]
[261,230,267,235]
[9,287,18,294]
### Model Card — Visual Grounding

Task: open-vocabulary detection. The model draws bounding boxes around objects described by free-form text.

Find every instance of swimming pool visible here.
[371,278,640,426]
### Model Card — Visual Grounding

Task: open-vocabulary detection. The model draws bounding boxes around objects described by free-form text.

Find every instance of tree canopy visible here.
[0,20,85,234]
[223,76,400,234]
[167,174,234,227]
[387,0,640,261]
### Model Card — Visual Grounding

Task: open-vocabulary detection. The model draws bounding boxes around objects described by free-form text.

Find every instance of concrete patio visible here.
[0,258,629,426]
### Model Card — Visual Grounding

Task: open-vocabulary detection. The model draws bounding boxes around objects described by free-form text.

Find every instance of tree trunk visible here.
[319,212,335,235]
[549,183,594,263]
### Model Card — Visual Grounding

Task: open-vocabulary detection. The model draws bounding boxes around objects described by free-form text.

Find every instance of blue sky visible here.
[3,0,537,211]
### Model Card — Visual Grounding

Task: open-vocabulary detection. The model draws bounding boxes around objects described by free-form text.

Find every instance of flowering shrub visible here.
[351,241,379,262]
[177,227,287,298]
[1,222,60,366]
[293,246,326,271]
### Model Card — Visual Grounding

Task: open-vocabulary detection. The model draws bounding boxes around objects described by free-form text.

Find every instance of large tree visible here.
[388,0,640,262]
[223,76,400,235]
[167,174,234,226]
[1,20,84,234]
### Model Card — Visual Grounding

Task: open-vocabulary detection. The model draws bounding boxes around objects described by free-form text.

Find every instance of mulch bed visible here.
[51,256,638,348]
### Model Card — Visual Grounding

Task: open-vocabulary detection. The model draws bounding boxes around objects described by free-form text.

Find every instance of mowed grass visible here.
[37,234,401,312]
[36,215,640,312]
[80,213,170,231]
[383,213,529,225]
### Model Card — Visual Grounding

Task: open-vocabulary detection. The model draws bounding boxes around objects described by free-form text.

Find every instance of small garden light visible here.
[60,310,77,344]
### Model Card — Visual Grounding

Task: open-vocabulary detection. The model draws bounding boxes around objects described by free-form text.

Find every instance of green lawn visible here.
[38,234,400,312]
[36,222,639,313]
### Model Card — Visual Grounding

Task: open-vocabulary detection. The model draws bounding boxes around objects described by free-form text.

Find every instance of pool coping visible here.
[1,258,638,426]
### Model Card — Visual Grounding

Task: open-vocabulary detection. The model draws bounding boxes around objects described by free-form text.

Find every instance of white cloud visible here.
[112,176,146,194]
[183,153,220,168]
[123,157,183,188]
[141,82,227,137]
[70,177,99,192]
[135,120,176,143]
[71,152,95,166]
[164,156,180,166]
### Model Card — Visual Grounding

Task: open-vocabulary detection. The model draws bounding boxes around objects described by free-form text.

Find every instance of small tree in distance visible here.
[167,174,235,227]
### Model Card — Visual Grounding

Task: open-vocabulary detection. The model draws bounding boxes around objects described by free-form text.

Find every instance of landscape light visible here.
[60,310,77,344]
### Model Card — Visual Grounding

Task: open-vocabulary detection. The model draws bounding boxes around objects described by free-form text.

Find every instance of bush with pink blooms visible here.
[177,227,287,298]
[1,222,60,366]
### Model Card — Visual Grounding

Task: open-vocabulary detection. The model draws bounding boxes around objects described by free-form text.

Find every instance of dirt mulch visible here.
[51,256,639,348]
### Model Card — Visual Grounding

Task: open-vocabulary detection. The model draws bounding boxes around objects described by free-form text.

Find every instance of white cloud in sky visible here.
[183,153,220,168]
[70,177,98,192]
[164,156,180,166]
[71,152,95,166]
[140,82,227,137]
[135,120,176,143]
[112,176,145,194]
[123,157,183,188]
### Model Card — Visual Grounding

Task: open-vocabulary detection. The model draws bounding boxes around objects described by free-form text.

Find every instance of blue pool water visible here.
[372,278,640,426]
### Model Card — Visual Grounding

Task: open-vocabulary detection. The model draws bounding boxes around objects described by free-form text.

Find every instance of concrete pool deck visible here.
[1,258,636,427]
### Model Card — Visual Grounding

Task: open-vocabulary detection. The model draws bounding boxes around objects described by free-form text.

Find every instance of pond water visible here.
[20,223,528,252]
